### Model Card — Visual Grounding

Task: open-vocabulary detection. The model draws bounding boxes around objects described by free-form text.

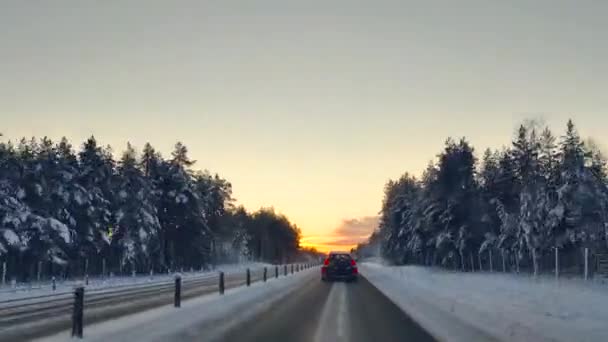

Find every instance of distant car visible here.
[321,251,358,282]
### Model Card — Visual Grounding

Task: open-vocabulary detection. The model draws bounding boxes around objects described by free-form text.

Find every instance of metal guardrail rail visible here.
[0,263,318,341]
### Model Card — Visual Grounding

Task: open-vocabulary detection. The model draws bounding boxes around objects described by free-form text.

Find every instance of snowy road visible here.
[220,274,436,342]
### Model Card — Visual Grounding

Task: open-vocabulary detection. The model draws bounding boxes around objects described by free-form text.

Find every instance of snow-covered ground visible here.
[362,262,608,342]
[36,267,315,342]
[0,262,272,302]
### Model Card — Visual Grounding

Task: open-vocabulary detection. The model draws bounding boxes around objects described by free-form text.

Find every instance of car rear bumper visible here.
[322,270,358,281]
[325,274,357,280]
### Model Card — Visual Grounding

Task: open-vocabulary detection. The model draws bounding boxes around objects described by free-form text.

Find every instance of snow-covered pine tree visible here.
[556,121,608,254]
[155,142,209,270]
[74,136,114,273]
[431,138,478,268]
[113,143,161,273]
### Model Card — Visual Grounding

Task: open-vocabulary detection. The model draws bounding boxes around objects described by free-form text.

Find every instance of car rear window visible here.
[329,254,351,261]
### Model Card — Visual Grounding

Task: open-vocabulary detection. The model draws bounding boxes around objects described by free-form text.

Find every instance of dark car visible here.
[321,251,358,282]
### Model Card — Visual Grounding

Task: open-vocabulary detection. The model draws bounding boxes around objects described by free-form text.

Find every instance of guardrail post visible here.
[174,275,181,308]
[219,272,225,295]
[52,276,56,291]
[284,265,287,276]
[71,286,84,338]
[263,267,267,282]
[246,268,251,286]
[275,266,279,278]
[291,264,294,274]
[85,274,89,286]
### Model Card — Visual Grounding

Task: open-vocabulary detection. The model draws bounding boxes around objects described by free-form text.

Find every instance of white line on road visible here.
[314,283,349,342]
[336,283,348,340]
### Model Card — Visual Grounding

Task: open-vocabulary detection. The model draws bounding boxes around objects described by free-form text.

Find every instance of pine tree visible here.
[74,136,114,266]
[156,142,209,269]
[113,143,161,272]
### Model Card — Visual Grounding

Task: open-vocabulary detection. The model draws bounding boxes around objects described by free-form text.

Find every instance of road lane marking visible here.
[313,282,350,342]
[314,284,336,342]
[336,283,348,340]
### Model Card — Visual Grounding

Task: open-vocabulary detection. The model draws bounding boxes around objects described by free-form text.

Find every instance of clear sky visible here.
[1,1,607,252]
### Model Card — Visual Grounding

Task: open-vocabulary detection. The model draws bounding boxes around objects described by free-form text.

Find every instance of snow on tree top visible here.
[2,229,20,246]
[48,218,71,244]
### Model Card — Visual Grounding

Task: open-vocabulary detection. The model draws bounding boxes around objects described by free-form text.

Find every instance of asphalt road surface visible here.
[219,274,436,342]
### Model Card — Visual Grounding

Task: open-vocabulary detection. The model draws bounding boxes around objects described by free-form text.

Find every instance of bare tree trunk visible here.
[460,251,465,271]
[532,249,538,277]
[470,253,474,272]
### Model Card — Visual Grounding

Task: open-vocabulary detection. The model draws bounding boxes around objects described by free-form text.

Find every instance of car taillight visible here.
[352,267,358,275]
[350,259,356,266]
[323,258,330,266]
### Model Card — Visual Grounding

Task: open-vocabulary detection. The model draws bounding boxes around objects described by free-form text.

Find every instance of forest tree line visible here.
[0,135,304,281]
[360,120,608,276]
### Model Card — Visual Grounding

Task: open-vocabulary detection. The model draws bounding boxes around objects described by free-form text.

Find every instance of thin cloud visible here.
[333,216,379,238]
[307,216,379,251]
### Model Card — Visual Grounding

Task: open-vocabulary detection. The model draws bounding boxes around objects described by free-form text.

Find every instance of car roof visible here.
[328,251,351,255]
